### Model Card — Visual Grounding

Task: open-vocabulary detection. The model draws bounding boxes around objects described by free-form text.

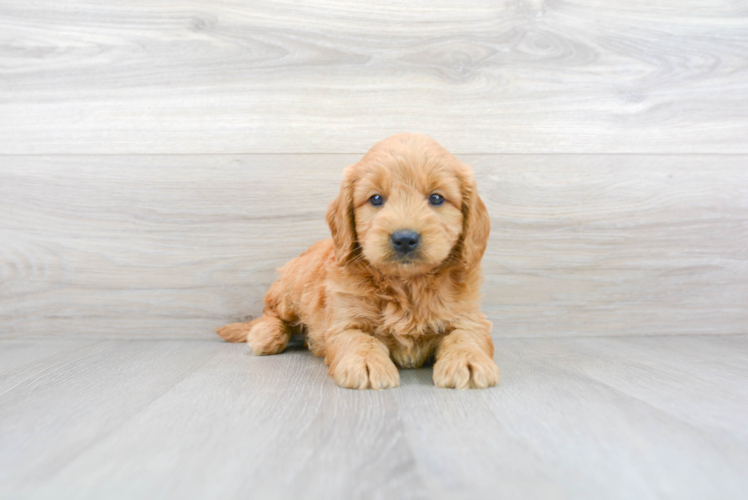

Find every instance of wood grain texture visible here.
[1,154,746,339]
[1,0,747,154]
[1,336,747,499]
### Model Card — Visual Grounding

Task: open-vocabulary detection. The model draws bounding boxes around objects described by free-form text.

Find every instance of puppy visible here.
[217,133,499,390]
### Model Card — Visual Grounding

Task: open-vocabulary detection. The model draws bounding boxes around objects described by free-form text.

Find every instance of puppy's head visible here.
[327,133,489,277]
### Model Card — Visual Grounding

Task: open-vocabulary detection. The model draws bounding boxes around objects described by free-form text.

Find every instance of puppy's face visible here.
[352,158,463,276]
[327,134,490,277]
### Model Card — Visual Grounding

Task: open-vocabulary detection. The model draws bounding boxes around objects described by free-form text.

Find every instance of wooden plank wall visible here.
[1,1,746,338]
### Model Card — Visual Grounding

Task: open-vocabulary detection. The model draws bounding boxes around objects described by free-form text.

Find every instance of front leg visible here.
[325,329,400,390]
[433,318,500,389]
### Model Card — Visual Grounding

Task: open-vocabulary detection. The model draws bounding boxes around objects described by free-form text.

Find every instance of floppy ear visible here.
[458,167,491,269]
[326,166,358,266]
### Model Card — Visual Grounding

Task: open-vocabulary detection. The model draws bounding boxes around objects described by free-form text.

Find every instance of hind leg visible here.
[246,314,290,355]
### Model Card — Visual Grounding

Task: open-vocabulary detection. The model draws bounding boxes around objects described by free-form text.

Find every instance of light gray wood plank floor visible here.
[1,336,747,499]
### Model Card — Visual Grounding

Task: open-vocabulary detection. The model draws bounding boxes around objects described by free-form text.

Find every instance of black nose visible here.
[390,230,420,254]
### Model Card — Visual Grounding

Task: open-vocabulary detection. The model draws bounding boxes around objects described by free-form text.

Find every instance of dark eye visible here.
[429,193,445,206]
[369,194,384,206]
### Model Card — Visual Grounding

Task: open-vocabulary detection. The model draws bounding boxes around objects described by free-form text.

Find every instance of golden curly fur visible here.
[217,133,500,390]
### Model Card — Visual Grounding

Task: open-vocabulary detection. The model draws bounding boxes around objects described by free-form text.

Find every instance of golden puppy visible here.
[217,133,499,390]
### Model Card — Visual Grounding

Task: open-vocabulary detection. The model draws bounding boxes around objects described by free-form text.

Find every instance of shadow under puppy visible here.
[217,133,500,390]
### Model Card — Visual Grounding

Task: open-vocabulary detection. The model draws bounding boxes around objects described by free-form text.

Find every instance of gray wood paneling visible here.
[1,154,746,338]
[1,0,747,154]
[1,337,747,499]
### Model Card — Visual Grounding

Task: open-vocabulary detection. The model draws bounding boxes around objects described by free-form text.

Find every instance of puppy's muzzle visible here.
[390,230,420,255]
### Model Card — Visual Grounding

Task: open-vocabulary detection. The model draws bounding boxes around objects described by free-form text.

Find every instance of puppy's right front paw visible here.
[330,351,400,390]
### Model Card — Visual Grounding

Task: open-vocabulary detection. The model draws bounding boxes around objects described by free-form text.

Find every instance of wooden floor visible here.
[1,336,747,499]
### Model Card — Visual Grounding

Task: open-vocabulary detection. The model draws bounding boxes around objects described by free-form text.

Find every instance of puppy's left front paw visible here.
[433,350,500,389]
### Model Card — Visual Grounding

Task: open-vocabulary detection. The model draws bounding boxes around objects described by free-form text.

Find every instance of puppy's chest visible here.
[373,297,449,369]
[374,291,453,339]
